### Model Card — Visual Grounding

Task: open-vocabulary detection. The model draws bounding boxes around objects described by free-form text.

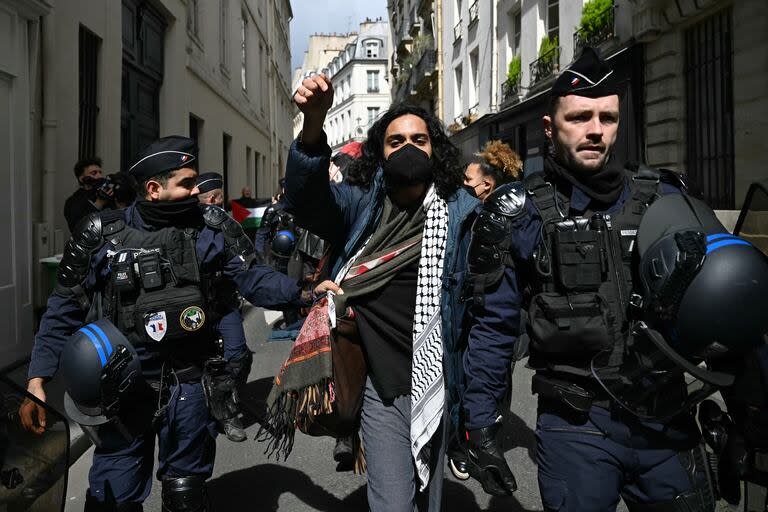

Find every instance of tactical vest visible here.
[523,167,667,384]
[99,216,218,350]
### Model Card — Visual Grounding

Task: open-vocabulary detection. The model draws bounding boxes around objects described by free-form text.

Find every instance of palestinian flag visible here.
[230,199,269,229]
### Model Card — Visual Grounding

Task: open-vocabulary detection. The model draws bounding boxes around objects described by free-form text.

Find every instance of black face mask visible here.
[136,196,204,229]
[382,144,433,187]
[80,176,104,188]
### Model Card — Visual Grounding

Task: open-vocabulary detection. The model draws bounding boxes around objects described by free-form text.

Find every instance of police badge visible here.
[180,306,206,331]
[145,311,167,341]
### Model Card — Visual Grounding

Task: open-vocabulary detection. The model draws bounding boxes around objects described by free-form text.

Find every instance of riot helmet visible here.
[60,319,142,426]
[592,194,768,421]
[271,229,297,258]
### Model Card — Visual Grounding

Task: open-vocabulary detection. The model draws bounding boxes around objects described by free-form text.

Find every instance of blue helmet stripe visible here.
[707,239,752,254]
[79,326,107,366]
[706,233,738,243]
[88,323,114,357]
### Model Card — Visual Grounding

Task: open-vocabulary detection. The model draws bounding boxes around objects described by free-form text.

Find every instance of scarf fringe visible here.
[353,431,366,474]
[255,378,335,460]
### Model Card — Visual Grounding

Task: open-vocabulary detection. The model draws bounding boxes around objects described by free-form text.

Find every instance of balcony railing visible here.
[453,20,462,41]
[469,0,479,24]
[573,4,615,53]
[502,76,521,100]
[530,46,561,86]
[407,49,437,96]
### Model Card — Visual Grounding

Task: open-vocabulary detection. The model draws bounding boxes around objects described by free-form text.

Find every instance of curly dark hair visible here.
[345,103,463,199]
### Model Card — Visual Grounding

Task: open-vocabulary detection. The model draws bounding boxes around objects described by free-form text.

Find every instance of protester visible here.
[281,73,477,511]
[64,157,111,232]
[447,139,523,481]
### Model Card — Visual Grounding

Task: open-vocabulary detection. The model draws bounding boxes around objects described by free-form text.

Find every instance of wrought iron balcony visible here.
[469,1,479,24]
[407,49,437,96]
[502,76,521,100]
[573,4,615,53]
[453,20,462,41]
[530,46,561,86]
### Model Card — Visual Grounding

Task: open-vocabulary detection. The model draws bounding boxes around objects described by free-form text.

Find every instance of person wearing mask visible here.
[20,136,319,511]
[286,74,477,511]
[64,157,111,232]
[446,140,523,481]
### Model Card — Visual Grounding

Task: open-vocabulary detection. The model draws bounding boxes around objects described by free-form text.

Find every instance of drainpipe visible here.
[436,0,444,121]
[490,0,498,112]
[41,11,57,232]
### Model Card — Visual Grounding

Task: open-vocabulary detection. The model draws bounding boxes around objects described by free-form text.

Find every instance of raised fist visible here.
[294,74,334,119]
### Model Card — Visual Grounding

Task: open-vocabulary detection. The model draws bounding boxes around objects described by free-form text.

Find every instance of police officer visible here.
[195,171,252,443]
[20,136,310,511]
[461,48,760,510]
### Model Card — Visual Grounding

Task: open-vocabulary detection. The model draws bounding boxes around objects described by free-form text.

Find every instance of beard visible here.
[552,136,612,174]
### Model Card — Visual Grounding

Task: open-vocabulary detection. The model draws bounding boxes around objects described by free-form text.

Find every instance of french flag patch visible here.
[571,77,580,87]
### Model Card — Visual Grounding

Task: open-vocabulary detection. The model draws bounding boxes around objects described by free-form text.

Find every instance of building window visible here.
[254,150,260,194]
[240,9,248,91]
[347,109,352,138]
[220,0,230,73]
[510,9,521,56]
[187,0,200,37]
[454,65,463,118]
[469,49,479,108]
[685,8,735,209]
[547,0,559,42]
[367,70,380,92]
[365,40,380,58]
[367,107,380,126]
[79,26,100,159]
[259,44,265,111]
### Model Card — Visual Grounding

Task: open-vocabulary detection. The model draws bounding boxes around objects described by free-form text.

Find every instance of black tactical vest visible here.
[99,216,217,350]
[523,167,666,382]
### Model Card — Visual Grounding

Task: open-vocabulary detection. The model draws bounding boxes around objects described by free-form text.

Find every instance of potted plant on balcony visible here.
[505,54,521,97]
[577,0,614,48]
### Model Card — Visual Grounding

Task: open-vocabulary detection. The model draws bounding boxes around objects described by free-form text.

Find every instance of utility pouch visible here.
[532,373,594,413]
[133,286,209,344]
[553,229,604,291]
[527,292,613,358]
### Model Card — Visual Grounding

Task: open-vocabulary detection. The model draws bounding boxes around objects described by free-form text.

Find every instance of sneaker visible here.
[448,455,470,481]
[222,416,247,442]
[333,437,354,470]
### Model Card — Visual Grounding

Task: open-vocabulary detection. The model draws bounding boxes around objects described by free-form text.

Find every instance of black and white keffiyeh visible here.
[329,185,449,490]
[410,186,448,490]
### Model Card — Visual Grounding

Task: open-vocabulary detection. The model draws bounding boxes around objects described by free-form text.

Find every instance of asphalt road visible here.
[64,304,743,511]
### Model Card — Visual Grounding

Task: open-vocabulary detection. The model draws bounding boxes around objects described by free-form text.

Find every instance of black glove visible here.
[466,423,518,496]
[202,357,240,422]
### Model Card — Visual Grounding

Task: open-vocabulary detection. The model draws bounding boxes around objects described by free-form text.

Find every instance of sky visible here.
[289,0,389,71]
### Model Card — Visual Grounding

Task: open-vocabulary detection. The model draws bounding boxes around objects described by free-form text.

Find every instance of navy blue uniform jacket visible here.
[463,176,681,430]
[29,203,304,380]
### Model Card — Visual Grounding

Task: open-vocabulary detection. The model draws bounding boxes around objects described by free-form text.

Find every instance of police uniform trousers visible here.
[535,401,707,512]
[87,380,217,505]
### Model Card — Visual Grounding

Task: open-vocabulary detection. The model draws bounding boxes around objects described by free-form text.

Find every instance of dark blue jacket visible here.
[29,203,304,380]
[284,136,479,424]
[463,175,681,430]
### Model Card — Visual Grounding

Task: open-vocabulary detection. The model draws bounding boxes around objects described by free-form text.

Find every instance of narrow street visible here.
[64,305,546,511]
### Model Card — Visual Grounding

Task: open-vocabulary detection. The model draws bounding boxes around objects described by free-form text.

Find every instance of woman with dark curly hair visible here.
[284,75,478,511]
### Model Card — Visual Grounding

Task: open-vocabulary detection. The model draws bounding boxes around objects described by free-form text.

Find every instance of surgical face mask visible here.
[382,144,433,186]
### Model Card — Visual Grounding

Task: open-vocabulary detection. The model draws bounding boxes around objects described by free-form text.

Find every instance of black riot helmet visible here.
[60,319,142,427]
[271,229,297,258]
[592,194,768,421]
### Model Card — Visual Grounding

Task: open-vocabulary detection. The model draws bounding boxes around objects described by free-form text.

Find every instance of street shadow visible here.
[207,463,541,511]
[238,376,276,429]
[207,463,366,511]
[501,411,537,462]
